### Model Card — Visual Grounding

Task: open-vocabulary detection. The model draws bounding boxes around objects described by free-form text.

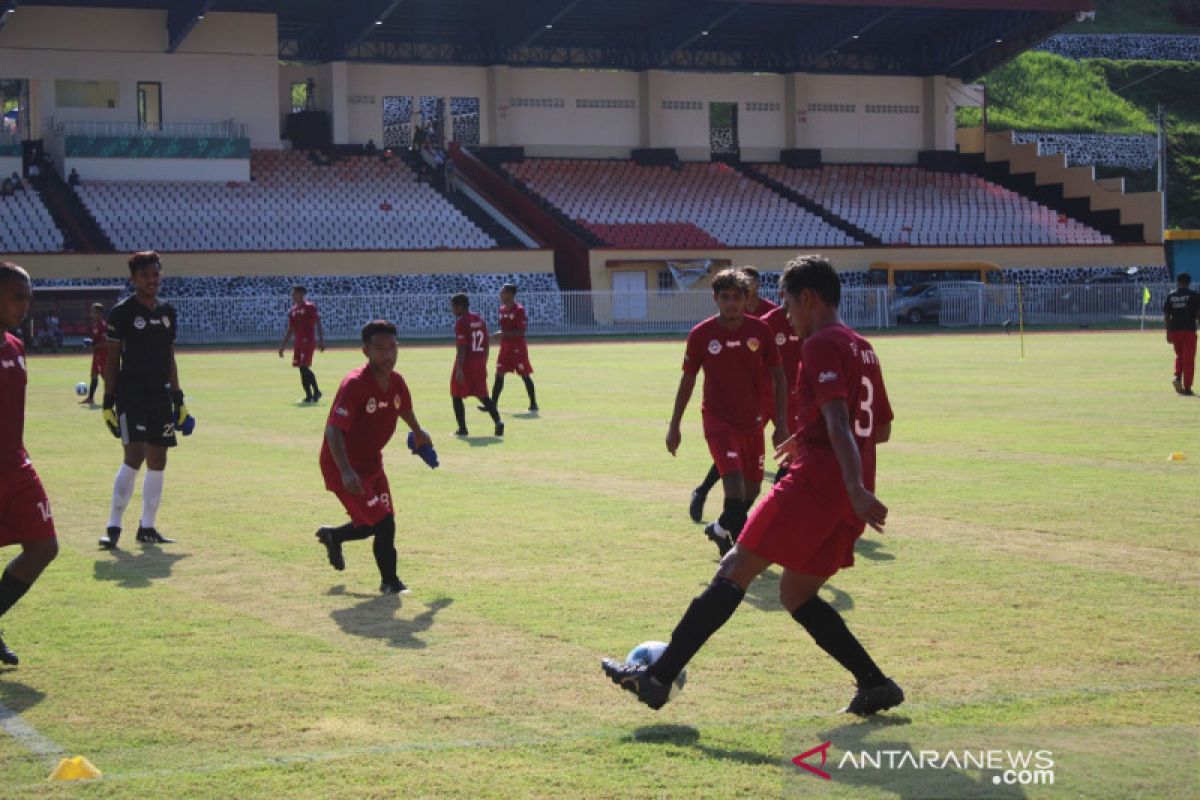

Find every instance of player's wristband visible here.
[103,394,115,410]
[170,390,185,407]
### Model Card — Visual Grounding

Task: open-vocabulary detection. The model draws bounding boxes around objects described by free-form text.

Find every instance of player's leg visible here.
[82,373,99,404]
[476,394,503,436]
[0,538,59,666]
[307,365,321,402]
[136,444,174,544]
[488,371,505,409]
[452,396,468,435]
[601,544,770,708]
[371,515,408,594]
[297,366,313,402]
[690,463,721,522]
[1184,332,1197,393]
[101,435,146,548]
[782,569,902,715]
[0,467,60,665]
[1170,332,1185,392]
[520,373,538,411]
[704,471,748,556]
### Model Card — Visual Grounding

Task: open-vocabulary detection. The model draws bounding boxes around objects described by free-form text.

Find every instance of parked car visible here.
[891,281,986,324]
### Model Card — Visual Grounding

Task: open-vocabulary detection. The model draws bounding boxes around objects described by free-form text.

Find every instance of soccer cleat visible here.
[99,526,121,549]
[600,658,671,710]
[1185,388,1196,396]
[689,488,706,523]
[380,579,410,595]
[313,389,323,403]
[1173,376,1185,394]
[703,522,733,557]
[495,422,505,437]
[843,678,905,717]
[529,404,539,412]
[136,526,175,545]
[0,631,17,666]
[315,527,345,571]
[476,404,490,413]
[454,428,469,437]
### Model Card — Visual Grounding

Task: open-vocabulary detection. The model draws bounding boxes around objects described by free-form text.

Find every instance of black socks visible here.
[453,397,468,430]
[697,463,721,496]
[649,577,746,685]
[299,367,319,399]
[0,567,32,619]
[371,515,398,584]
[792,596,887,688]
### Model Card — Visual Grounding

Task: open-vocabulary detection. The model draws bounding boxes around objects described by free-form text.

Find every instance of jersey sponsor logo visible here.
[708,339,722,355]
[775,332,787,346]
[335,406,349,417]
[366,397,377,414]
[818,370,839,383]
[725,451,740,460]
[747,337,760,352]
[394,394,402,409]
[162,316,171,329]
[133,316,147,330]
[0,358,16,369]
[726,340,742,348]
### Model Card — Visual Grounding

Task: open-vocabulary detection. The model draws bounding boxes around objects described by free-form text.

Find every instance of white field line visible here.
[0,698,66,763]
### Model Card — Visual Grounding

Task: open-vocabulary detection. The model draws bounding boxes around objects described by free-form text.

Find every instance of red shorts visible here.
[451,360,489,399]
[0,462,57,547]
[90,348,108,377]
[327,470,393,528]
[293,339,316,368]
[703,419,765,484]
[738,462,863,577]
[496,341,533,375]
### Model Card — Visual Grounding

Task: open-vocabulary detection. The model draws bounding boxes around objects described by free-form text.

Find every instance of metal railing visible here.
[57,119,247,139]
[159,285,1168,345]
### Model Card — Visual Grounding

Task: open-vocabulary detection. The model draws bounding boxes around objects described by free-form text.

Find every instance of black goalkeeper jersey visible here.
[107,295,178,395]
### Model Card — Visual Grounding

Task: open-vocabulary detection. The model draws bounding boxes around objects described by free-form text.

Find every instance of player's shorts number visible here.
[854,376,874,438]
[471,330,485,352]
[37,500,52,522]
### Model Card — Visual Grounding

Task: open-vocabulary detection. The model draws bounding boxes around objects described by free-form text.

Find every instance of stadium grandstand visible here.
[0,0,1169,339]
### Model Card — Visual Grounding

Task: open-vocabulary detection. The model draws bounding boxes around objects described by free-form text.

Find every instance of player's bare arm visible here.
[769,363,789,447]
[278,321,293,358]
[821,398,887,532]
[324,425,363,495]
[455,343,468,384]
[666,372,697,456]
[399,407,431,449]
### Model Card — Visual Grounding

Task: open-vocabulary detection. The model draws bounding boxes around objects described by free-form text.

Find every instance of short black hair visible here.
[128,250,161,275]
[781,255,840,308]
[292,285,307,295]
[361,319,398,343]
[739,266,761,282]
[0,261,30,288]
[1179,272,1192,286]
[501,283,517,295]
[711,268,750,296]
[451,292,470,309]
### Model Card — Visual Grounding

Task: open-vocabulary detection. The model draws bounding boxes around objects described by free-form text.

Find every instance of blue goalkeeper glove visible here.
[407,431,438,469]
[171,390,195,436]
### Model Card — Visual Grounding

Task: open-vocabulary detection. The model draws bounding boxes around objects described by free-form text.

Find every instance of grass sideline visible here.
[1,333,1197,797]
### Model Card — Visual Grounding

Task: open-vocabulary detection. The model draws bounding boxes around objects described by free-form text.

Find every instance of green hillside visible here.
[1065,0,1199,34]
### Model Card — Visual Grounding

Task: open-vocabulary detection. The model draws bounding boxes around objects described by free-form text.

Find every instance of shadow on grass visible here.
[740,573,853,614]
[511,411,540,419]
[457,436,503,447]
[0,677,45,712]
[93,545,189,589]
[626,724,778,767]
[855,537,894,562]
[329,590,453,650]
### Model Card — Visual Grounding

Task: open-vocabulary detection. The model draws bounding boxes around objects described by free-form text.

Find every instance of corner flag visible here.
[1143,287,1151,306]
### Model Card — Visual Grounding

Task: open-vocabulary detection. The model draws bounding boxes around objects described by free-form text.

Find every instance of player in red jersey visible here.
[0,262,59,665]
[668,268,788,557]
[278,285,326,403]
[79,302,108,405]
[316,320,431,594]
[604,255,902,717]
[688,266,782,522]
[1164,272,1199,395]
[760,301,804,482]
[450,293,503,437]
[487,283,538,413]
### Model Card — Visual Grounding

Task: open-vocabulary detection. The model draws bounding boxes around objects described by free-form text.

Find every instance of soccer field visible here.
[1,331,1197,798]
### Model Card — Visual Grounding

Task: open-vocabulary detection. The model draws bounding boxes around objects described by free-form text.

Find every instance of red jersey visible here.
[289,301,320,342]
[748,296,779,318]
[761,305,803,423]
[320,366,412,483]
[0,333,29,472]
[90,318,108,352]
[498,302,528,341]
[793,323,892,495]
[455,312,489,364]
[683,315,780,430]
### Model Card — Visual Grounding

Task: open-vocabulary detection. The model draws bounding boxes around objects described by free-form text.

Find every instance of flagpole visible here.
[1017,282,1026,361]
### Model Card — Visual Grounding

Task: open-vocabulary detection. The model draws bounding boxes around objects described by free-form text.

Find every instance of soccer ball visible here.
[75,382,88,397]
[625,640,687,699]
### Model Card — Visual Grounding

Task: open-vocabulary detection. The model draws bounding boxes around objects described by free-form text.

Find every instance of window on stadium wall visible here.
[709,101,739,156]
[383,95,414,149]
[451,97,480,146]
[290,81,307,114]
[0,79,29,143]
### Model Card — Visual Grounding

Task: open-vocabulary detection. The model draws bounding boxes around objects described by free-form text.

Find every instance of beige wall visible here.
[0,8,280,148]
[794,74,926,163]
[588,245,1166,290]
[18,249,555,281]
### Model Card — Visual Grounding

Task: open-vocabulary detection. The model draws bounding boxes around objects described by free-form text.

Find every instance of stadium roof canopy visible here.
[8,0,1092,78]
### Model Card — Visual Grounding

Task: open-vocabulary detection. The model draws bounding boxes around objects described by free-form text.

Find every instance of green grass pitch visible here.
[1,331,1196,797]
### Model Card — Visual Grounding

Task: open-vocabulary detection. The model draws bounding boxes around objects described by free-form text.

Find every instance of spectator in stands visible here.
[365,139,378,156]
[68,168,80,187]
[44,310,63,349]
[381,148,394,164]
[305,77,316,111]
[26,162,39,180]
[444,157,456,194]
[0,178,12,198]
[1164,272,1199,396]
[9,172,23,192]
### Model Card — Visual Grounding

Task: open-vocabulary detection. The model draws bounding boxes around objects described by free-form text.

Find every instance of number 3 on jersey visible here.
[471,330,486,353]
[854,376,874,438]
